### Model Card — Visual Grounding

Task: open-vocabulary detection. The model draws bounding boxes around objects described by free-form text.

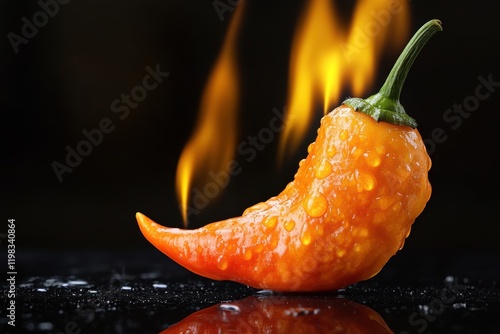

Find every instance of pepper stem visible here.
[344,19,442,128]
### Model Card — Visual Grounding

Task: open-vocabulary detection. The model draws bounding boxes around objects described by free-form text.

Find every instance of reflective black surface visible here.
[1,250,498,333]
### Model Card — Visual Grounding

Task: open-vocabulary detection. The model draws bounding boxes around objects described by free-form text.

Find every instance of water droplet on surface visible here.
[336,249,346,258]
[216,234,225,251]
[307,142,315,153]
[405,226,412,238]
[283,219,296,232]
[284,307,320,317]
[364,151,381,167]
[254,289,274,296]
[418,304,430,314]
[121,286,132,290]
[452,302,467,310]
[326,145,336,157]
[302,193,328,217]
[262,216,278,229]
[244,249,253,261]
[444,276,455,283]
[298,159,306,167]
[219,304,241,314]
[357,171,376,191]
[398,238,406,250]
[68,280,88,286]
[300,229,312,246]
[217,256,229,270]
[339,129,349,140]
[315,159,333,179]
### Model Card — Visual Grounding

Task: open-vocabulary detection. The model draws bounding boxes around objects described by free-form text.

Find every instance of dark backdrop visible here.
[2,0,500,258]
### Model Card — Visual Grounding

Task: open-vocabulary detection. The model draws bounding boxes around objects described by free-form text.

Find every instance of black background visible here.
[2,0,500,260]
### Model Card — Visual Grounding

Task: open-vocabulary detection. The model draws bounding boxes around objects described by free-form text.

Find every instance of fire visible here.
[279,0,410,161]
[176,4,245,226]
[176,0,410,225]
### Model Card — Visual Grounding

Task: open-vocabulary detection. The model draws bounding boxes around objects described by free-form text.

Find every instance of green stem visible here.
[344,19,442,128]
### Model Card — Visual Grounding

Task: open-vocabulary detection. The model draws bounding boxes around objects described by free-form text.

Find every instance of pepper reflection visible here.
[160,295,393,333]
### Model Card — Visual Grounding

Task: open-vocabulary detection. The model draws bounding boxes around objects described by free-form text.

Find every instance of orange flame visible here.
[176,4,245,226]
[279,0,410,161]
[176,0,410,225]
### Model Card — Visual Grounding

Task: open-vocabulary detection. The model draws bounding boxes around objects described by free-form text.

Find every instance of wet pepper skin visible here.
[137,106,431,292]
[136,19,441,292]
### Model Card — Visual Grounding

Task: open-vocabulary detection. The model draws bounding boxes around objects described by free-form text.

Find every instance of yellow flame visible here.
[176,4,245,226]
[279,0,410,161]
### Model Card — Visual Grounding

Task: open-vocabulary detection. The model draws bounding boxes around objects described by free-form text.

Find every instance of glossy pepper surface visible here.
[136,20,441,292]
[160,296,394,333]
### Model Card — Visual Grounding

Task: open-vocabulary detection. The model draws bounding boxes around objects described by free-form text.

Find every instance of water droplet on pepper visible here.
[244,249,253,261]
[364,151,381,167]
[262,216,278,228]
[217,256,228,270]
[219,303,241,314]
[302,193,328,217]
[300,232,312,246]
[326,146,336,157]
[339,129,349,140]
[300,226,312,246]
[283,219,296,232]
[307,142,315,153]
[357,171,376,191]
[315,159,333,179]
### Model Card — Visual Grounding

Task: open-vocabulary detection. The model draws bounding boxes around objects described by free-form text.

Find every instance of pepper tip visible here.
[136,212,150,230]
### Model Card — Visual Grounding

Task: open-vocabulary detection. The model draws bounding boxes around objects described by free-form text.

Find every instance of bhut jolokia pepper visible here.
[136,20,442,292]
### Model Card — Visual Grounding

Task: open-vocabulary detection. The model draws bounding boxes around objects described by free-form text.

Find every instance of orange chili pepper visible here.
[160,296,393,333]
[136,20,441,292]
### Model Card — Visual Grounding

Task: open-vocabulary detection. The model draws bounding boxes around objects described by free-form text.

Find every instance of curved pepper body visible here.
[137,19,441,292]
[137,105,431,292]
